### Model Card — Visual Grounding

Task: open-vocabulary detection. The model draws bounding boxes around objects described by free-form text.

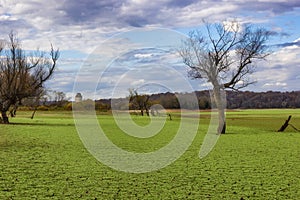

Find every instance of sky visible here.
[1,0,300,99]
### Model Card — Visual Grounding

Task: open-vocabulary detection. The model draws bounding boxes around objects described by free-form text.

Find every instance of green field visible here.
[0,109,299,199]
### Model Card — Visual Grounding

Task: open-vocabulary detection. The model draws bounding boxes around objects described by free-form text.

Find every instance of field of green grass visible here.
[0,109,299,199]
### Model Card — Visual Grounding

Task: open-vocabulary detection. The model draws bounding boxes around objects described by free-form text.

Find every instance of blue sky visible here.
[1,0,300,99]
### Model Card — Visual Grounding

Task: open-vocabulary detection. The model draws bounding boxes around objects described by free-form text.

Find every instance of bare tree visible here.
[51,90,69,107]
[179,21,271,133]
[128,88,151,116]
[0,32,59,123]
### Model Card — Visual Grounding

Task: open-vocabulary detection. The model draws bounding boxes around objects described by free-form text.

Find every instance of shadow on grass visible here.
[221,132,240,135]
[6,122,75,127]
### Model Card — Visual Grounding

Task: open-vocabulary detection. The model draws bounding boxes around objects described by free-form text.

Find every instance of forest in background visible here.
[97,90,300,110]
[18,90,300,112]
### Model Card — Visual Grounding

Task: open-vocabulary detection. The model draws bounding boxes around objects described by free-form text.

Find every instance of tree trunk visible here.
[1,111,9,124]
[218,108,226,134]
[213,86,226,134]
[31,108,37,119]
[9,104,18,117]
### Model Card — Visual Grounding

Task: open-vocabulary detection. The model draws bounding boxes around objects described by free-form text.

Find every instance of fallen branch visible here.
[289,124,300,132]
[277,115,300,132]
[278,115,292,132]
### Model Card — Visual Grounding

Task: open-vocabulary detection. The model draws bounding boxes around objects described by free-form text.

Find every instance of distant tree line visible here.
[96,90,300,110]
[15,90,300,113]
[225,90,300,109]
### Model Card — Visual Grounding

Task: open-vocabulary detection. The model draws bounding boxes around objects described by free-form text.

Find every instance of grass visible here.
[0,109,299,199]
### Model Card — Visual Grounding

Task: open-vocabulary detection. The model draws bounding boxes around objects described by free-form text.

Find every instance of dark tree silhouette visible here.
[0,32,59,123]
[128,88,151,116]
[180,21,272,133]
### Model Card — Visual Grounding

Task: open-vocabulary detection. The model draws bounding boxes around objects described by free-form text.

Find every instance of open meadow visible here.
[0,109,299,199]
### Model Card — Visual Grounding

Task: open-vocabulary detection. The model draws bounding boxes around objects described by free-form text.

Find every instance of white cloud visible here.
[247,41,300,91]
[223,19,243,32]
[263,82,287,87]
[0,14,17,21]
[131,79,145,86]
[134,53,153,58]
[1,0,299,52]
[1,0,300,96]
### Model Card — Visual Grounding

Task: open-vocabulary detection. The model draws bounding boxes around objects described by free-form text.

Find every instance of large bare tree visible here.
[180,21,271,133]
[0,32,59,123]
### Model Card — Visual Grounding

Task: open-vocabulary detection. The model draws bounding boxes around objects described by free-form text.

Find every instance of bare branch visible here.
[179,21,272,133]
[0,33,59,123]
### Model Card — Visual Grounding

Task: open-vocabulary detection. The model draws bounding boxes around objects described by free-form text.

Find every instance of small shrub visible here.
[37,105,49,111]
[64,102,73,111]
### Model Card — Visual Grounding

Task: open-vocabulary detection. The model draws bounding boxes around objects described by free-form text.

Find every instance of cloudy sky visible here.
[1,0,300,99]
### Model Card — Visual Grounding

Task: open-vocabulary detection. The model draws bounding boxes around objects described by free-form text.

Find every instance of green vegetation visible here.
[0,109,299,199]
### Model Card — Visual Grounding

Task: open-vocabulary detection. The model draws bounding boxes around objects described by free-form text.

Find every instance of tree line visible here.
[11,90,299,113]
[95,90,300,110]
